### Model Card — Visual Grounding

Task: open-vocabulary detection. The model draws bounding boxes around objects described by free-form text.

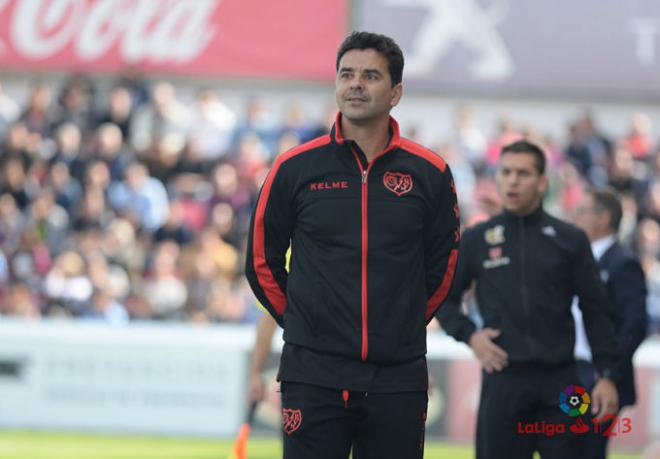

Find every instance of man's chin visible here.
[341,111,372,125]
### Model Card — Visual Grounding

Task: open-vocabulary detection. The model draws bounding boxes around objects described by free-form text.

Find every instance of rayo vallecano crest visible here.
[485,225,505,245]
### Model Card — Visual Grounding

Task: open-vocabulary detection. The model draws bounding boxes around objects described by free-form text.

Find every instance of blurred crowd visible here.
[0,75,658,333]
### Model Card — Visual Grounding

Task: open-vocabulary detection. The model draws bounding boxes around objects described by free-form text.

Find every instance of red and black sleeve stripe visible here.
[245,135,331,324]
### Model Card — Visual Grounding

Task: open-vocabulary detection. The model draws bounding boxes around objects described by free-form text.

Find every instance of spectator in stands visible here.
[0,281,41,319]
[96,86,134,140]
[0,81,20,139]
[81,288,129,325]
[50,122,86,181]
[83,159,112,191]
[153,199,194,246]
[189,89,237,162]
[92,122,134,182]
[108,161,170,232]
[115,67,150,108]
[72,186,114,233]
[208,162,254,234]
[565,122,592,178]
[281,103,320,144]
[0,193,25,254]
[484,118,522,172]
[51,74,95,131]
[578,113,612,186]
[130,81,189,155]
[20,83,53,137]
[454,104,487,172]
[233,96,280,155]
[43,250,93,316]
[608,143,648,204]
[140,241,187,319]
[25,188,69,253]
[1,122,32,163]
[100,218,145,283]
[49,161,83,214]
[1,156,34,210]
[624,112,652,161]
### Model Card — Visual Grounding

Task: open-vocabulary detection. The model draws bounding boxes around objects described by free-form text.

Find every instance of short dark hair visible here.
[500,140,546,175]
[336,31,404,86]
[588,187,623,232]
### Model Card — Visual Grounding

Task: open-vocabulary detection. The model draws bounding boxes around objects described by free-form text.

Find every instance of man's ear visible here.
[539,175,549,194]
[390,83,402,108]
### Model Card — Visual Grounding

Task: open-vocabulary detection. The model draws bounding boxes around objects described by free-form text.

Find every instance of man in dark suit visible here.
[572,186,648,458]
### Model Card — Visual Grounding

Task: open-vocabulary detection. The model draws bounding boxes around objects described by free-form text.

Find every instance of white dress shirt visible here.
[571,235,617,362]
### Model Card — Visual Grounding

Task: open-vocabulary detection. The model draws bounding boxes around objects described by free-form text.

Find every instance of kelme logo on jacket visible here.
[310,180,349,191]
[383,172,413,196]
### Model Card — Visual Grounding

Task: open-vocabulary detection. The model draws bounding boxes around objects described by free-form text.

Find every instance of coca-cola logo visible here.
[0,0,218,63]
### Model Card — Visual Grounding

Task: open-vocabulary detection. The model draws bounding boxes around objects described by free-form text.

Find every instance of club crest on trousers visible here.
[283,408,302,435]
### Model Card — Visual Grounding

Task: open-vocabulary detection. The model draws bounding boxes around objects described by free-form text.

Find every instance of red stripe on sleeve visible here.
[426,248,459,320]
[252,135,331,315]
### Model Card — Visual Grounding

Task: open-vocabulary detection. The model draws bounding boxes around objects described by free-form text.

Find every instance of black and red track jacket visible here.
[246,114,460,392]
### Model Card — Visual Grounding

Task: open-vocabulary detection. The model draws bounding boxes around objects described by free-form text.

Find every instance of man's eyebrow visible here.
[338,67,383,75]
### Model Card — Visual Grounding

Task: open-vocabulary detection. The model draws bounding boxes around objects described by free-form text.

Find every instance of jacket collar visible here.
[330,112,401,153]
[502,204,545,225]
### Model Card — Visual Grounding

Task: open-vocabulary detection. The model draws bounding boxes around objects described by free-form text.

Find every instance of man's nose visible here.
[349,75,364,89]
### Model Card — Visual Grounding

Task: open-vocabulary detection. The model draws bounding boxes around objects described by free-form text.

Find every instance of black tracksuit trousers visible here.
[476,363,588,459]
[281,381,428,459]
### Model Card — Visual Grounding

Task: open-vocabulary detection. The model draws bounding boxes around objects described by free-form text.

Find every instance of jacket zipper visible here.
[350,148,369,361]
[360,169,368,361]
[350,142,396,362]
[518,218,534,355]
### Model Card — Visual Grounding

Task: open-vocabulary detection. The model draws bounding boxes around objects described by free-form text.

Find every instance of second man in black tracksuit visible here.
[437,140,620,459]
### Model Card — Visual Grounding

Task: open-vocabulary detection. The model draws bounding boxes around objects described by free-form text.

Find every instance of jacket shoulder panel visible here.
[399,138,447,173]
[275,134,332,170]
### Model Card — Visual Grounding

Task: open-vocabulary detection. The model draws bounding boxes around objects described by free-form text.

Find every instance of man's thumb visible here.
[484,328,501,338]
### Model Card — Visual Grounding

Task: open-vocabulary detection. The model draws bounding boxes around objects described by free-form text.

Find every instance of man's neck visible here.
[341,115,391,162]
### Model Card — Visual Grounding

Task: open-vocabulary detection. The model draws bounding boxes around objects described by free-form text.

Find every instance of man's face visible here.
[573,193,607,241]
[496,152,547,216]
[335,49,401,126]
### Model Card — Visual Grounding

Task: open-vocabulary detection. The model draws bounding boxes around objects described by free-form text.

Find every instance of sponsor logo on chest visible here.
[309,180,349,191]
[483,244,510,269]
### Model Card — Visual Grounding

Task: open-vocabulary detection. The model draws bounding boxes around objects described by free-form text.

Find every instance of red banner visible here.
[0,0,347,79]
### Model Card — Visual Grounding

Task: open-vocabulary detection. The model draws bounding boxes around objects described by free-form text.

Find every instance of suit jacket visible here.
[598,241,648,407]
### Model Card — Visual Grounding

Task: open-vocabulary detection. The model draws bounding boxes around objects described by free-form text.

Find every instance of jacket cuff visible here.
[456,322,478,345]
[594,359,619,383]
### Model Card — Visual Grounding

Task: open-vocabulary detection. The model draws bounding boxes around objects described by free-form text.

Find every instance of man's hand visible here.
[248,371,266,403]
[591,377,619,419]
[468,328,508,373]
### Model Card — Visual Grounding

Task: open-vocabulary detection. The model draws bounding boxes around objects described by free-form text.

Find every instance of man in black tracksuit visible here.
[246,32,459,458]
[437,140,619,459]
